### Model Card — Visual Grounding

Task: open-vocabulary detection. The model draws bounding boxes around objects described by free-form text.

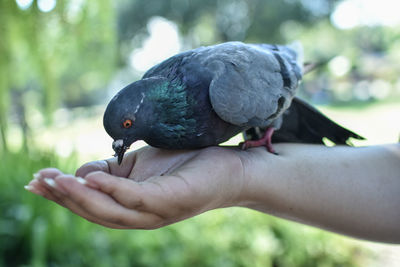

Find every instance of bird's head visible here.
[103,77,166,164]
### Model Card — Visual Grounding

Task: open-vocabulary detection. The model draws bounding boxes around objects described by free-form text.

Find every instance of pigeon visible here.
[103,42,364,164]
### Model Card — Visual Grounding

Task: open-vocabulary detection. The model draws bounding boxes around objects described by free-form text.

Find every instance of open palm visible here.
[28,146,246,229]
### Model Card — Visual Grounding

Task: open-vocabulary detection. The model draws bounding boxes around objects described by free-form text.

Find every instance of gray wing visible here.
[198,42,303,127]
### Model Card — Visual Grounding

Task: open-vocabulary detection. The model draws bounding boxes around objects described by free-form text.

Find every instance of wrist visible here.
[234,146,289,209]
[233,148,268,208]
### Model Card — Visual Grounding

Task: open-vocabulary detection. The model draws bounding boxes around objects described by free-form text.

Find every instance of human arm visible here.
[27,143,400,243]
[238,143,400,243]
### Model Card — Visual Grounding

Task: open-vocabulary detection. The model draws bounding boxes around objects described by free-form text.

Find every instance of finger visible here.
[32,168,159,228]
[85,171,195,223]
[76,160,109,177]
[36,168,64,179]
[37,176,128,228]
[54,175,163,229]
[25,168,62,201]
[105,151,137,178]
[25,179,49,197]
[28,178,67,207]
[27,169,64,203]
[76,151,137,179]
[28,168,68,202]
[31,170,135,228]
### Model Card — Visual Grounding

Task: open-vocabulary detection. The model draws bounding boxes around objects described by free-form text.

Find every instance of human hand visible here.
[26,146,247,229]
[26,143,400,241]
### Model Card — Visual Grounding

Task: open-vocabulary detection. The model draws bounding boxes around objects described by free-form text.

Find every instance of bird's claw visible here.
[239,127,278,155]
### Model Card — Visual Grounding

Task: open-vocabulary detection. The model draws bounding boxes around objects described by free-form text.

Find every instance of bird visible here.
[103,41,364,164]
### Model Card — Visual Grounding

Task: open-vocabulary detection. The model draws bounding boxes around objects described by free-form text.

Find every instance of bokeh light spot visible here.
[16,0,33,10]
[37,0,57,13]
[328,56,351,77]
[129,17,181,72]
[331,0,400,29]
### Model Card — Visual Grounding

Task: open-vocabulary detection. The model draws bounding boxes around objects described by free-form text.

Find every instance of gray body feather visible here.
[144,41,303,130]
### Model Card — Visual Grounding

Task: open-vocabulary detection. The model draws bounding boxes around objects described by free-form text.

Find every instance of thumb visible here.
[76,150,138,178]
[75,160,109,178]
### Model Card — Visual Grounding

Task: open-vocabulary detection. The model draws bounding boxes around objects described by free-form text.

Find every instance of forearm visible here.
[239,143,400,243]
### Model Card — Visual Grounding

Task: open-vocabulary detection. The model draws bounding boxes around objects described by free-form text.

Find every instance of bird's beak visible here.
[112,139,129,165]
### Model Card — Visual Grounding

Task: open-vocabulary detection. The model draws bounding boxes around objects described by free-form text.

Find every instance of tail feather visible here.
[272,97,365,145]
[244,97,365,146]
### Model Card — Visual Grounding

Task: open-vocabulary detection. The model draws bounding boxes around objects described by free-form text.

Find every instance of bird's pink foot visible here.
[240,127,277,154]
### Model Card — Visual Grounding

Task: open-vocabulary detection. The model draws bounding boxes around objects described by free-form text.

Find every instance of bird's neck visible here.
[145,79,198,142]
[148,79,194,116]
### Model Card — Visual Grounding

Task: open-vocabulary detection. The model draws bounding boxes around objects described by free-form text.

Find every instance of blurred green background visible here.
[1,0,399,266]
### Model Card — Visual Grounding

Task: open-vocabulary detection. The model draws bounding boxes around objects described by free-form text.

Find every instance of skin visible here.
[26,143,400,243]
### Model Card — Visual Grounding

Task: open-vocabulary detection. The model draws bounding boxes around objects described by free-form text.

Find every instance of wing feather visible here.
[201,42,302,127]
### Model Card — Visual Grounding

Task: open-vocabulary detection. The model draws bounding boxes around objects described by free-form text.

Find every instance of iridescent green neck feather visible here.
[147,80,197,141]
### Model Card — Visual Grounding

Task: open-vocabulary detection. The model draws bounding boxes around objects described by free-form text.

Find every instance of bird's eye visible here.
[123,119,133,129]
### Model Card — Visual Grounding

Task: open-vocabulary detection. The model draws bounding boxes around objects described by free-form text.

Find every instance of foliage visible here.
[0,149,371,267]
[117,0,339,44]
[0,0,117,150]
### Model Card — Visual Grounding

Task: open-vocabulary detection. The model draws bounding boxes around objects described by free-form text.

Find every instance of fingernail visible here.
[76,177,99,189]
[44,178,56,187]
[76,177,87,185]
[24,185,34,191]
[24,185,44,196]
[33,172,41,180]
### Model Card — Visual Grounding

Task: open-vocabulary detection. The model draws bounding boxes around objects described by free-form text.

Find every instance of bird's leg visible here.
[240,127,277,154]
